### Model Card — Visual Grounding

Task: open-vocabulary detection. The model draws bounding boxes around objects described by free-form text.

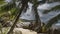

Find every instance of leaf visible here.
[43,5,60,14]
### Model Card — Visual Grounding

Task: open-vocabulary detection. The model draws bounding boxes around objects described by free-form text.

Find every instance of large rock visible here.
[0,28,37,34]
[13,28,37,34]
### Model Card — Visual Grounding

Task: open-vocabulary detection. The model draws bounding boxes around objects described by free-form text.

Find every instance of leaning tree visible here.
[0,0,60,34]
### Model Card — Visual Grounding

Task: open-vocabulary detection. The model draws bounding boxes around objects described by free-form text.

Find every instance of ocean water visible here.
[20,2,60,26]
[20,2,60,21]
[1,0,60,26]
[37,2,60,26]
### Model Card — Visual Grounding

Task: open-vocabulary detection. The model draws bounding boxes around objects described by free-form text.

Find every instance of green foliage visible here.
[0,23,2,34]
[45,14,60,30]
[0,0,4,1]
[0,0,60,33]
[0,3,16,12]
[0,27,10,34]
[0,1,6,5]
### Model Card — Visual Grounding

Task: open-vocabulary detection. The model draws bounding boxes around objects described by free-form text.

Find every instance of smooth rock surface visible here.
[13,28,37,34]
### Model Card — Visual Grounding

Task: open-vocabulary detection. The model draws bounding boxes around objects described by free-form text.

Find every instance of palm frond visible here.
[0,3,16,13]
[45,14,60,29]
[43,5,60,14]
[0,1,6,5]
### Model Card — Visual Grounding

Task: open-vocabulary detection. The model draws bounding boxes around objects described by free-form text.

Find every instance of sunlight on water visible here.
[20,2,60,24]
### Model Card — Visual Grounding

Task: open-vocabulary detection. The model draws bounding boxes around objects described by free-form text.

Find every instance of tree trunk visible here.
[7,0,29,34]
[32,0,42,33]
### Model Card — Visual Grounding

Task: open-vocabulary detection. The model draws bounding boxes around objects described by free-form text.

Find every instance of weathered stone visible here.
[13,28,37,34]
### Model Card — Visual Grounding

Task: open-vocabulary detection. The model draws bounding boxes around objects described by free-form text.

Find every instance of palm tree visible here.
[7,0,30,34]
[0,0,60,34]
